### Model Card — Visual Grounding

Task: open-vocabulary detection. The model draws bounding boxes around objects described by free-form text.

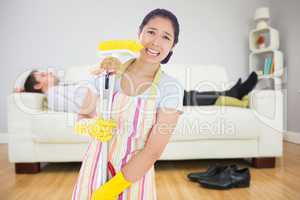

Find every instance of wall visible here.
[271,0,300,133]
[0,0,270,135]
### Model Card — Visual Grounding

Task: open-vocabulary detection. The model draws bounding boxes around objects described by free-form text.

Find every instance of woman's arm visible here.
[78,88,98,117]
[121,108,181,182]
[79,57,121,118]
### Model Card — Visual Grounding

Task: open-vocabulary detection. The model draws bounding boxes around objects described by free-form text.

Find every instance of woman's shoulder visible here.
[155,70,184,113]
[156,70,184,99]
[158,71,183,90]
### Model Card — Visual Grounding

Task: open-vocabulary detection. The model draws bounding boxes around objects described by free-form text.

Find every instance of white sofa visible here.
[7,64,283,173]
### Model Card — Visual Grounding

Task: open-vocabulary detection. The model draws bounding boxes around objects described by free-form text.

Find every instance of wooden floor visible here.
[0,142,300,200]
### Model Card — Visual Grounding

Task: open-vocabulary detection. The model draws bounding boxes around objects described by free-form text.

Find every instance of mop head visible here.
[98,40,143,53]
[74,118,117,142]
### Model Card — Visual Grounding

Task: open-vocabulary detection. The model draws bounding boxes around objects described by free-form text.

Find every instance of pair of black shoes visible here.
[187,164,250,190]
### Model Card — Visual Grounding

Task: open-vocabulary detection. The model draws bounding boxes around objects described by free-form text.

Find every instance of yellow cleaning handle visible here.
[98,40,143,53]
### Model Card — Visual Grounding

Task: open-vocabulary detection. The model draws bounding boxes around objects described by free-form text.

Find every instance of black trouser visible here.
[183,90,231,106]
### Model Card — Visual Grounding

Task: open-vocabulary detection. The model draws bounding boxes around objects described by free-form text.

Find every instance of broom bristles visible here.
[98,40,143,53]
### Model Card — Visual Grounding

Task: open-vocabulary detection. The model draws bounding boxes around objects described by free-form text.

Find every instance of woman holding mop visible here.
[72,8,183,200]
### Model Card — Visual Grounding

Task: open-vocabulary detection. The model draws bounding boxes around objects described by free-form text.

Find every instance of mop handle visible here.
[100,72,116,184]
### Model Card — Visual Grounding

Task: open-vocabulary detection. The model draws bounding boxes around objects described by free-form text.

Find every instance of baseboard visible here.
[284,131,300,144]
[0,133,8,144]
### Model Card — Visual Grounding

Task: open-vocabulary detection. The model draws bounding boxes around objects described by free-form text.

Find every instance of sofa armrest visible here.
[7,93,46,134]
[8,92,46,110]
[249,90,283,132]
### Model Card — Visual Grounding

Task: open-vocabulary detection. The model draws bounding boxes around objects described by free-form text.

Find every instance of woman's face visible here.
[138,16,175,64]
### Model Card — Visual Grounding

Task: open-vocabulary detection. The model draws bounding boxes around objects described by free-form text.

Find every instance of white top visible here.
[46,71,184,114]
[45,81,92,113]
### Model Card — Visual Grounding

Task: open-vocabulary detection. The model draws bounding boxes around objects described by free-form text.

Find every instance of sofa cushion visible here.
[31,106,260,143]
[31,112,90,143]
[170,106,260,141]
[215,95,249,108]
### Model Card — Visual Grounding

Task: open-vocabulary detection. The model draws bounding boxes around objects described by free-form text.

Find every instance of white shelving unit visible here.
[249,27,279,51]
[249,7,287,131]
[249,8,284,90]
[250,50,284,77]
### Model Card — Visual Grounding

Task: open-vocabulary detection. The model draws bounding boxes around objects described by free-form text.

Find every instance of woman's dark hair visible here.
[24,70,42,93]
[139,8,180,64]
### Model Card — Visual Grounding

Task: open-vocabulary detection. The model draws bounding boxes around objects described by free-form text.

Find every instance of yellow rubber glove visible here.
[91,171,132,200]
[74,118,117,142]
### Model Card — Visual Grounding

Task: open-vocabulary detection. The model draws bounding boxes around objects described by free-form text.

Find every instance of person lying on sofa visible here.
[19,69,99,117]
[183,71,258,107]
[19,68,257,113]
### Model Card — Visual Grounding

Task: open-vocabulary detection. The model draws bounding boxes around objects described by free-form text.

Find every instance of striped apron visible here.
[72,59,161,200]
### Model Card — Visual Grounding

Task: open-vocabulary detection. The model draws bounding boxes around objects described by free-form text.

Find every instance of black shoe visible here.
[237,71,258,99]
[187,164,237,182]
[224,78,242,99]
[198,167,250,190]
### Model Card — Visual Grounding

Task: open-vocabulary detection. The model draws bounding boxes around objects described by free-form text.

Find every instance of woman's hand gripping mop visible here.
[74,40,143,200]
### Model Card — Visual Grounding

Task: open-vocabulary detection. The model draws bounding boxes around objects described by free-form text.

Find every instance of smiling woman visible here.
[72,8,183,200]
